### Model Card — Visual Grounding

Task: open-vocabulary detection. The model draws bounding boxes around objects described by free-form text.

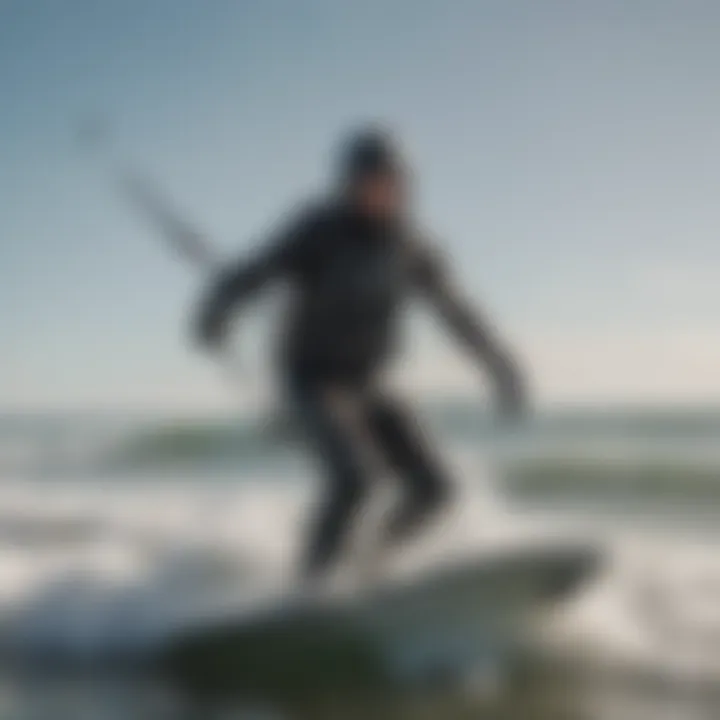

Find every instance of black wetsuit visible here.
[196,199,521,576]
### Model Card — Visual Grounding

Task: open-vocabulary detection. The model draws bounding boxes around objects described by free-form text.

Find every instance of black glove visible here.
[193,303,226,351]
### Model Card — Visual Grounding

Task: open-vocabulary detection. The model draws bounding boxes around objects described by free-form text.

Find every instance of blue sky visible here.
[2,0,720,411]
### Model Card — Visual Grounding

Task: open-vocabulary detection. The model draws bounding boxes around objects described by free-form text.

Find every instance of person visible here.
[193,126,527,580]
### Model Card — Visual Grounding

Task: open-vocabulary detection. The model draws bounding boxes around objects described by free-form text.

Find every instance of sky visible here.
[2,0,720,412]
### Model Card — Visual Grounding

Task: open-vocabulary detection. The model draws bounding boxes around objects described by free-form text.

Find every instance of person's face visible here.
[351,172,403,218]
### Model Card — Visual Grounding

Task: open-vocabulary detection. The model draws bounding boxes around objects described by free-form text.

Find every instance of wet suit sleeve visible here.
[413,237,527,417]
[194,208,313,347]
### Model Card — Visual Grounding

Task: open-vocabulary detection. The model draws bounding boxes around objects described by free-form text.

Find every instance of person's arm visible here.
[414,240,527,418]
[194,209,312,349]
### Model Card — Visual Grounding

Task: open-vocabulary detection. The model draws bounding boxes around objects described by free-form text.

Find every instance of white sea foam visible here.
[0,447,716,690]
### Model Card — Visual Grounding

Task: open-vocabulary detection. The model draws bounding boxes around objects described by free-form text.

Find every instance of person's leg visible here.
[368,393,454,548]
[289,379,381,579]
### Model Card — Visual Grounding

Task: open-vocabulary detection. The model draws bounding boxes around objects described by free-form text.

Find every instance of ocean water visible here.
[1,402,720,718]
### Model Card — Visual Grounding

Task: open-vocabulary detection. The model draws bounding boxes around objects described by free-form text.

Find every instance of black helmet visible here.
[337,125,406,184]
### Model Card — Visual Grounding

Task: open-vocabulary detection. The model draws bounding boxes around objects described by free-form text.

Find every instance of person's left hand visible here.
[193,304,226,352]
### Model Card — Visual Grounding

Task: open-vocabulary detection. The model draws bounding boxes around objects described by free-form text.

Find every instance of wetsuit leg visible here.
[289,378,381,579]
[367,393,454,546]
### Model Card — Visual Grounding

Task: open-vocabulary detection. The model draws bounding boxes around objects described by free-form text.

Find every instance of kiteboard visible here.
[158,540,602,694]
